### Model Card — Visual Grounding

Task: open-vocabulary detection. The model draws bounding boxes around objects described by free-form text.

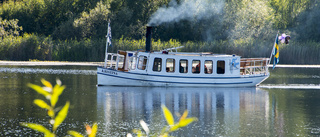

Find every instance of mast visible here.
[268,32,279,66]
[104,22,111,68]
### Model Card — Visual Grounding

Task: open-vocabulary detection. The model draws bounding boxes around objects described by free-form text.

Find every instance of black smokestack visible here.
[146,26,152,52]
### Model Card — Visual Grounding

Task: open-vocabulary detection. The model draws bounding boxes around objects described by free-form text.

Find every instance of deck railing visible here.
[240,58,269,75]
[105,53,125,71]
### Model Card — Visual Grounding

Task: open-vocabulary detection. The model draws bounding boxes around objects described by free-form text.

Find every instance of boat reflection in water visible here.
[97,87,271,136]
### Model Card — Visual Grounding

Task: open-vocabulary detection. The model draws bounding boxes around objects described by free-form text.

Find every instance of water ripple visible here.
[259,84,320,89]
[0,67,96,75]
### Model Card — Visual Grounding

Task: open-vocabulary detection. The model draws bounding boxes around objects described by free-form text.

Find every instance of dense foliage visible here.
[0,0,319,64]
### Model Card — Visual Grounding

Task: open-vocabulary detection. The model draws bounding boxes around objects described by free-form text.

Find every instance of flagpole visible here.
[268,31,279,66]
[104,22,110,68]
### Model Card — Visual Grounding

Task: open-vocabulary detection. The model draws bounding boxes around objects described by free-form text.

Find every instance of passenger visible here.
[195,63,200,73]
[204,66,208,73]
[192,67,196,73]
[195,63,208,73]
[179,65,184,73]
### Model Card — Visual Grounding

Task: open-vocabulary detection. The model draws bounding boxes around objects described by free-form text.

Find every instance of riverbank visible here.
[0,61,104,66]
[0,61,319,68]
[270,65,320,68]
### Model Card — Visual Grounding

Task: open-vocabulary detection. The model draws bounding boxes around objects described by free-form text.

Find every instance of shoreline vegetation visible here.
[0,60,320,68]
[1,36,319,64]
[1,0,320,65]
[0,60,104,66]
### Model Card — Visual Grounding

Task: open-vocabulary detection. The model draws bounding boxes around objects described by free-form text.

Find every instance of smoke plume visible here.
[148,0,224,26]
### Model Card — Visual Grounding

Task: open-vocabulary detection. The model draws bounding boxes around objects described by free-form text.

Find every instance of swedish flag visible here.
[273,34,279,69]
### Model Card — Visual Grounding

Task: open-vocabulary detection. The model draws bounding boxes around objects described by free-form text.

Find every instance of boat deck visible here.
[240,58,269,75]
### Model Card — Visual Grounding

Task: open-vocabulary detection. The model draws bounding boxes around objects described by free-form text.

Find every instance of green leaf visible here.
[161,133,168,137]
[161,105,174,126]
[179,110,188,122]
[44,133,55,137]
[34,99,51,110]
[53,101,70,131]
[28,83,51,99]
[89,123,98,137]
[51,85,65,107]
[178,117,198,127]
[169,124,181,132]
[48,109,55,117]
[68,130,84,137]
[170,118,198,132]
[20,123,53,136]
[41,79,52,89]
[132,129,143,137]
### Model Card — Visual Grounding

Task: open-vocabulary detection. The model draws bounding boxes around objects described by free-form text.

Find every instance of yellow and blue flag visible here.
[273,34,279,69]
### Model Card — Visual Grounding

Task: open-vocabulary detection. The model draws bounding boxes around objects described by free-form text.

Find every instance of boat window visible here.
[153,58,162,72]
[192,60,200,74]
[179,59,188,73]
[111,55,117,69]
[118,55,125,69]
[138,56,148,70]
[129,56,137,70]
[106,54,112,68]
[205,60,213,74]
[217,60,225,74]
[166,58,175,73]
[107,54,112,60]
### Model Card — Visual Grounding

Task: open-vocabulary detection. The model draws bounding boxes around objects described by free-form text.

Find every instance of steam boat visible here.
[97,27,270,87]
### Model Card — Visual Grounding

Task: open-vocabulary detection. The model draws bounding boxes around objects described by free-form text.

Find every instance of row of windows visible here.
[130,56,225,74]
[153,58,225,74]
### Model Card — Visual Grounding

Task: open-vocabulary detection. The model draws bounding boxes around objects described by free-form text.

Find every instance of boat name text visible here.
[102,69,118,75]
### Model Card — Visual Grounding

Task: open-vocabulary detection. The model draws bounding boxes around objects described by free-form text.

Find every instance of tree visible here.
[224,0,275,41]
[73,1,110,39]
[269,0,315,29]
[109,0,170,40]
[0,17,22,38]
[295,0,320,42]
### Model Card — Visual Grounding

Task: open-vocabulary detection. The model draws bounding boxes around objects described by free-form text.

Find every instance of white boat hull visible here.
[97,67,269,87]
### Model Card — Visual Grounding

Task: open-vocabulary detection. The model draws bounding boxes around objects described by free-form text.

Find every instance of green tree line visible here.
[0,0,319,64]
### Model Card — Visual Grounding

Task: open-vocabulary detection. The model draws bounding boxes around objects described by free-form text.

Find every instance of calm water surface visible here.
[0,66,319,136]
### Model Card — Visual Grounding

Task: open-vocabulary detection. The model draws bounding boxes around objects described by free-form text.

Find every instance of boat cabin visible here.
[104,50,269,77]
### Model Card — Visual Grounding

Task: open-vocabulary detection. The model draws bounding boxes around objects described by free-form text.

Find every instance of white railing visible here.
[240,58,269,75]
[105,53,122,70]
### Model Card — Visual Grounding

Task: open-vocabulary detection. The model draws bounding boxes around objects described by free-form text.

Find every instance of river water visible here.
[0,66,319,136]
